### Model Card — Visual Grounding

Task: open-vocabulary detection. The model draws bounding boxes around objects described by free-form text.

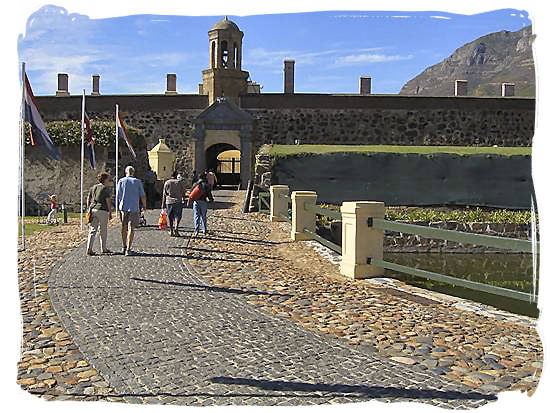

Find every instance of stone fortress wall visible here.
[30,93,535,212]
[36,94,535,179]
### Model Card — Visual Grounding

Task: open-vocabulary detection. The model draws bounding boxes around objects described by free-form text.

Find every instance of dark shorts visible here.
[119,211,140,229]
[166,202,183,221]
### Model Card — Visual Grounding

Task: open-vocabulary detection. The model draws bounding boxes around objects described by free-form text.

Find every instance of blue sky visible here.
[17,5,531,95]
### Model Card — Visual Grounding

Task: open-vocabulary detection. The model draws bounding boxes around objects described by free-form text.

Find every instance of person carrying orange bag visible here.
[158,209,168,230]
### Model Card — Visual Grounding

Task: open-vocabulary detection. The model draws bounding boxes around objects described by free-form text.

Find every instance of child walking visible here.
[47,194,58,225]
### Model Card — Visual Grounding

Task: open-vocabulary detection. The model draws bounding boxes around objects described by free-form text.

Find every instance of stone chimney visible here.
[454,80,468,96]
[501,83,515,97]
[359,76,372,95]
[284,59,295,94]
[56,73,69,96]
[166,73,177,95]
[91,74,100,96]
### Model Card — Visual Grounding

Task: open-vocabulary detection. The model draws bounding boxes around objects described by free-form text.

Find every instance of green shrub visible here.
[24,120,145,148]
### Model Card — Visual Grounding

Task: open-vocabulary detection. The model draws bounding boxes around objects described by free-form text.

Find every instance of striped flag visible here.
[23,73,60,160]
[83,112,96,169]
[116,110,137,159]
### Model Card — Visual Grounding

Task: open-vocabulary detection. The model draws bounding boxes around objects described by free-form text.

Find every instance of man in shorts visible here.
[161,170,185,237]
[116,165,146,256]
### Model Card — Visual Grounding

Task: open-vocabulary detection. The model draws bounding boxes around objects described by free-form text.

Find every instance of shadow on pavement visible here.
[182,246,278,260]
[130,277,288,296]
[209,377,497,401]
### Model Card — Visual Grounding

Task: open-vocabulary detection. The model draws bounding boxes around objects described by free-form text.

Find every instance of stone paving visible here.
[17,218,117,400]
[43,193,497,408]
[187,192,543,396]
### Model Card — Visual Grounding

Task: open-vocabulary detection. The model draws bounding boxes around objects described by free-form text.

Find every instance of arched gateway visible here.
[191,97,254,188]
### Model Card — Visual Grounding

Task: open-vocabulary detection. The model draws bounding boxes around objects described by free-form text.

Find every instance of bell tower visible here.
[201,16,249,105]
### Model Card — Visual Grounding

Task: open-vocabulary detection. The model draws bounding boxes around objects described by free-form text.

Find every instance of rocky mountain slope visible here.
[400,26,535,97]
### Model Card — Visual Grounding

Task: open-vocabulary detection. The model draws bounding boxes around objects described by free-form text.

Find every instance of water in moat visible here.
[383,253,539,317]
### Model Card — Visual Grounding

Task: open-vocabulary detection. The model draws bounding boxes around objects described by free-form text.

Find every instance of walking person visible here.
[188,171,214,236]
[207,169,218,190]
[116,165,146,256]
[143,166,157,209]
[86,172,114,256]
[191,170,198,186]
[46,194,58,224]
[161,170,185,237]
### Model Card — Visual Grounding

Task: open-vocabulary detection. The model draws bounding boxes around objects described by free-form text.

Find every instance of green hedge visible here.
[319,204,536,225]
[25,120,145,149]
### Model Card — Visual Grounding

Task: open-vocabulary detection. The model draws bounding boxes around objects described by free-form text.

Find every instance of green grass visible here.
[18,212,82,237]
[265,144,532,158]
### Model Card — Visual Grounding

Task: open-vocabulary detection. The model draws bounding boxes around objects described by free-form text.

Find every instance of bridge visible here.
[17,190,542,407]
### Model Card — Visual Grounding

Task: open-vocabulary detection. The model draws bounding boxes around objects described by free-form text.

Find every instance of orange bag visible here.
[158,209,168,230]
[188,184,204,203]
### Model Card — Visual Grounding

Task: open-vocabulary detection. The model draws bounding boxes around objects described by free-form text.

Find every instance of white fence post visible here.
[291,191,317,241]
[269,185,289,222]
[340,201,385,279]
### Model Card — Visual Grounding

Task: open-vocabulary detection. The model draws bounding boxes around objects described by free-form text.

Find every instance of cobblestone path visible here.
[48,194,496,407]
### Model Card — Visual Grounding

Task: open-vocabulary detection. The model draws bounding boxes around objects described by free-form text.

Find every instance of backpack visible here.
[188,183,205,202]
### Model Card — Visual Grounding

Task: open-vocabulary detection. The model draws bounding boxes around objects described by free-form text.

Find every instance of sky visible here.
[18,6,531,96]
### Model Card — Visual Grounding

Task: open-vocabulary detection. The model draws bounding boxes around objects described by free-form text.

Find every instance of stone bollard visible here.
[291,191,317,241]
[340,201,385,279]
[270,185,289,222]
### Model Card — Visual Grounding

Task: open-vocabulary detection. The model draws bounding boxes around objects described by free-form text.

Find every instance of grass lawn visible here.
[265,144,531,157]
[18,212,82,237]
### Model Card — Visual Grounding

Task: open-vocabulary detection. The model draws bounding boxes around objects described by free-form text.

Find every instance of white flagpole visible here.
[80,89,85,231]
[115,104,119,213]
[20,62,26,250]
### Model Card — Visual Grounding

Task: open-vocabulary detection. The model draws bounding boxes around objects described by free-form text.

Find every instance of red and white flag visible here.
[116,110,137,159]
[83,112,96,169]
[23,73,60,160]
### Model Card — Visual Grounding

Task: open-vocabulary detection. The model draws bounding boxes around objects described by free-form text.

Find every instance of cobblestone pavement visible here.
[47,193,497,408]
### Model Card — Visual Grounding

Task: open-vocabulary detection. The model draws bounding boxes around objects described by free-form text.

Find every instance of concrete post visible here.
[56,73,69,96]
[166,73,177,95]
[359,76,371,95]
[291,191,317,241]
[284,59,295,94]
[501,83,515,97]
[340,201,385,279]
[454,80,468,96]
[270,185,289,222]
[91,74,100,96]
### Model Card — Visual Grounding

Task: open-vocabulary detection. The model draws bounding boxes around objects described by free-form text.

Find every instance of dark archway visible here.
[205,143,240,186]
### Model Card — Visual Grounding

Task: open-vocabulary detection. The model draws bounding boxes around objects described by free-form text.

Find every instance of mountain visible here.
[399,26,535,97]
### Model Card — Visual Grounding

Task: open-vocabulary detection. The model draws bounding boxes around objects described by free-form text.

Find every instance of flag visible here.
[23,73,60,160]
[83,112,96,169]
[116,110,137,159]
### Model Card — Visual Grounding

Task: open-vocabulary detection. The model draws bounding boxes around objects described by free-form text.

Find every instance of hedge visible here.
[24,120,145,149]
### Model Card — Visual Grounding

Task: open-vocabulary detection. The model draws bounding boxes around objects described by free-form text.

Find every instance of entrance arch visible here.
[205,143,241,186]
[191,98,254,188]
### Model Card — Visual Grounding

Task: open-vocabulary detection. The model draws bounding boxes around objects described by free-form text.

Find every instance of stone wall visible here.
[38,98,204,187]
[23,141,149,214]
[242,94,535,148]
[246,107,534,148]
[321,221,534,254]
[33,94,535,196]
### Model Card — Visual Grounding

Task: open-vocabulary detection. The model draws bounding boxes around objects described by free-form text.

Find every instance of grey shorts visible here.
[119,211,140,229]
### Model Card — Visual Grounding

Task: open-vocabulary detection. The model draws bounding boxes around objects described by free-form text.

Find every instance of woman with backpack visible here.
[187,171,214,236]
